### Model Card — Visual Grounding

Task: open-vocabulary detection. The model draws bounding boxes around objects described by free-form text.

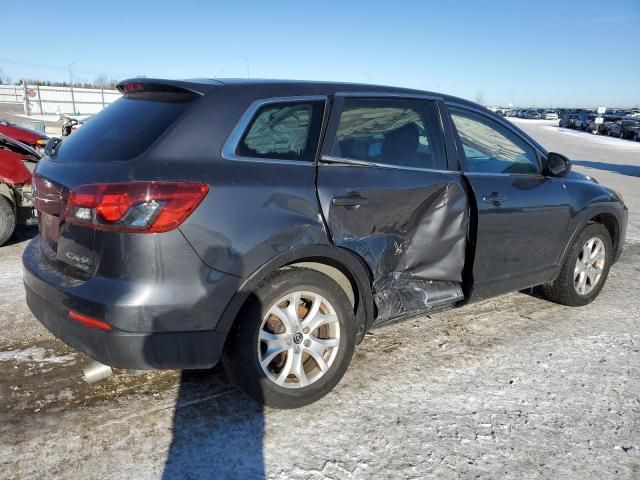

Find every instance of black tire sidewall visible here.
[0,196,16,247]
[223,268,357,409]
[562,224,613,306]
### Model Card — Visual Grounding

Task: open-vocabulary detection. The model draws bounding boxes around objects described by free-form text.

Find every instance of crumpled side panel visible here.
[373,275,464,326]
[326,180,468,283]
[319,166,469,323]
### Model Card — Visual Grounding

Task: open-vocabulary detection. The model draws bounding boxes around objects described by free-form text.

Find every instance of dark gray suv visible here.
[23,79,627,408]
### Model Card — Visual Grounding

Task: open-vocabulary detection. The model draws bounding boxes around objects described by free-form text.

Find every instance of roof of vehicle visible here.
[115,77,549,157]
[117,77,480,108]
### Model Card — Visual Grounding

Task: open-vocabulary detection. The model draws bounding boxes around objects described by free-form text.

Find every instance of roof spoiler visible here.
[116,78,211,96]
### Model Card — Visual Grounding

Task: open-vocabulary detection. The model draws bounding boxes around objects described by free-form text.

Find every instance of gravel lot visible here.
[1,119,638,479]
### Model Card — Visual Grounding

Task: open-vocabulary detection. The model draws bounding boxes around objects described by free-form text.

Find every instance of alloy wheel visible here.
[258,291,340,389]
[574,237,606,295]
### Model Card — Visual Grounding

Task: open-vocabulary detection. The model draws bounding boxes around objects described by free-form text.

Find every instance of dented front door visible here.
[317,94,469,322]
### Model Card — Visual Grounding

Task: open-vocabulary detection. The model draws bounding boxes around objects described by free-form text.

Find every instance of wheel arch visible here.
[559,206,623,268]
[216,245,375,345]
[589,212,619,254]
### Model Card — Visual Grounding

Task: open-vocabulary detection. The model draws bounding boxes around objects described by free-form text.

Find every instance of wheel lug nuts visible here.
[304,339,311,347]
[294,346,301,354]
[303,327,310,334]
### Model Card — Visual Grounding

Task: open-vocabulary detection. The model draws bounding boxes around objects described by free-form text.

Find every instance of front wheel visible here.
[222,267,357,408]
[541,223,612,306]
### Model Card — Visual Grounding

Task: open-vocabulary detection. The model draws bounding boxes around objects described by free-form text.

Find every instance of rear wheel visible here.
[0,196,16,247]
[222,267,357,408]
[541,223,612,306]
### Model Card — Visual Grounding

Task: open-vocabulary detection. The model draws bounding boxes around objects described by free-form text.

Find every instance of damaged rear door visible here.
[317,94,470,325]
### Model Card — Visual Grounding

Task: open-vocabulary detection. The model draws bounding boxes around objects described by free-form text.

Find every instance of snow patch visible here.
[0,346,76,364]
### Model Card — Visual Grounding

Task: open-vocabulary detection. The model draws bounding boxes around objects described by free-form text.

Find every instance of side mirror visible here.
[546,152,571,177]
[44,137,62,157]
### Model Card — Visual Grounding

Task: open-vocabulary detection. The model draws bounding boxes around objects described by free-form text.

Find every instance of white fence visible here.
[0,84,121,115]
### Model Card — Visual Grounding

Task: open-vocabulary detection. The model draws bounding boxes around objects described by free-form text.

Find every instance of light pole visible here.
[68,63,76,114]
[238,56,250,78]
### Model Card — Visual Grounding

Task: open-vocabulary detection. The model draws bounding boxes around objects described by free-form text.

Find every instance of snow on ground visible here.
[0,347,76,365]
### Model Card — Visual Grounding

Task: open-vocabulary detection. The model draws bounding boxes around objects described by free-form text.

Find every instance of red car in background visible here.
[0,119,49,150]
[0,133,40,246]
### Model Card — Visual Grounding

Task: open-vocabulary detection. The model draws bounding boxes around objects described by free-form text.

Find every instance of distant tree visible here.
[2,74,120,90]
[93,73,119,89]
[0,69,12,85]
[94,73,109,88]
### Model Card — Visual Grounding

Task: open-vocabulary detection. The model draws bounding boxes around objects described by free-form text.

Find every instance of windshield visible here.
[53,92,195,163]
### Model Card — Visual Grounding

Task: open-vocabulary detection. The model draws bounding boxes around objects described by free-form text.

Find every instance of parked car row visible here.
[559,110,640,141]
[504,108,558,120]
[496,106,640,141]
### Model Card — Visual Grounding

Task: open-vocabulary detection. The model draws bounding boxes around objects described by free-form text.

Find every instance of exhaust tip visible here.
[83,361,113,383]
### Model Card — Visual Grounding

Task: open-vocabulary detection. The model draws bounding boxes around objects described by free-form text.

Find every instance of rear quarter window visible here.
[53,92,195,163]
[236,100,325,162]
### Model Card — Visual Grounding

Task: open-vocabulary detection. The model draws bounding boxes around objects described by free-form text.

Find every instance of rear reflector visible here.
[69,311,112,331]
[64,182,208,233]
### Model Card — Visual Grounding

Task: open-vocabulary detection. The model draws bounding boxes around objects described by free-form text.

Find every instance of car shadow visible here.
[161,367,266,479]
[572,160,640,178]
[145,258,267,480]
[4,225,38,246]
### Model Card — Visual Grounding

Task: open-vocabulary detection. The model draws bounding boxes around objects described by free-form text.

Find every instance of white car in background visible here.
[542,110,559,120]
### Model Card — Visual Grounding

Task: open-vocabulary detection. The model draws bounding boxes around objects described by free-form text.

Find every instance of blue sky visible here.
[1,0,638,107]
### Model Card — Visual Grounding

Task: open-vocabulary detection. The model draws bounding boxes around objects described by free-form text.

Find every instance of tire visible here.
[620,131,625,139]
[0,195,16,247]
[541,223,612,306]
[222,267,357,408]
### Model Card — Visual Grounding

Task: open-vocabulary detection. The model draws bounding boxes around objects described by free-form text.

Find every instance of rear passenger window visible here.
[237,101,324,162]
[328,98,448,170]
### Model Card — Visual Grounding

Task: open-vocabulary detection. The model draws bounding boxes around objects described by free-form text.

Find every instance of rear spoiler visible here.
[116,78,221,96]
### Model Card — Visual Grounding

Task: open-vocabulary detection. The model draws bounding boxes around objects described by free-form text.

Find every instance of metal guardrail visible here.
[0,84,121,115]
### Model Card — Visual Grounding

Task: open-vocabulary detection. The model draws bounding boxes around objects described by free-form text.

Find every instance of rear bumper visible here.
[23,237,240,369]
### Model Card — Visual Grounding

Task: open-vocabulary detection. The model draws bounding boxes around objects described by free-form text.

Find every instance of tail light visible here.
[64,182,208,233]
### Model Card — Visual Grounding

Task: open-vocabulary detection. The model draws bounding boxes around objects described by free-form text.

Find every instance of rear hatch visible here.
[33,83,200,276]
